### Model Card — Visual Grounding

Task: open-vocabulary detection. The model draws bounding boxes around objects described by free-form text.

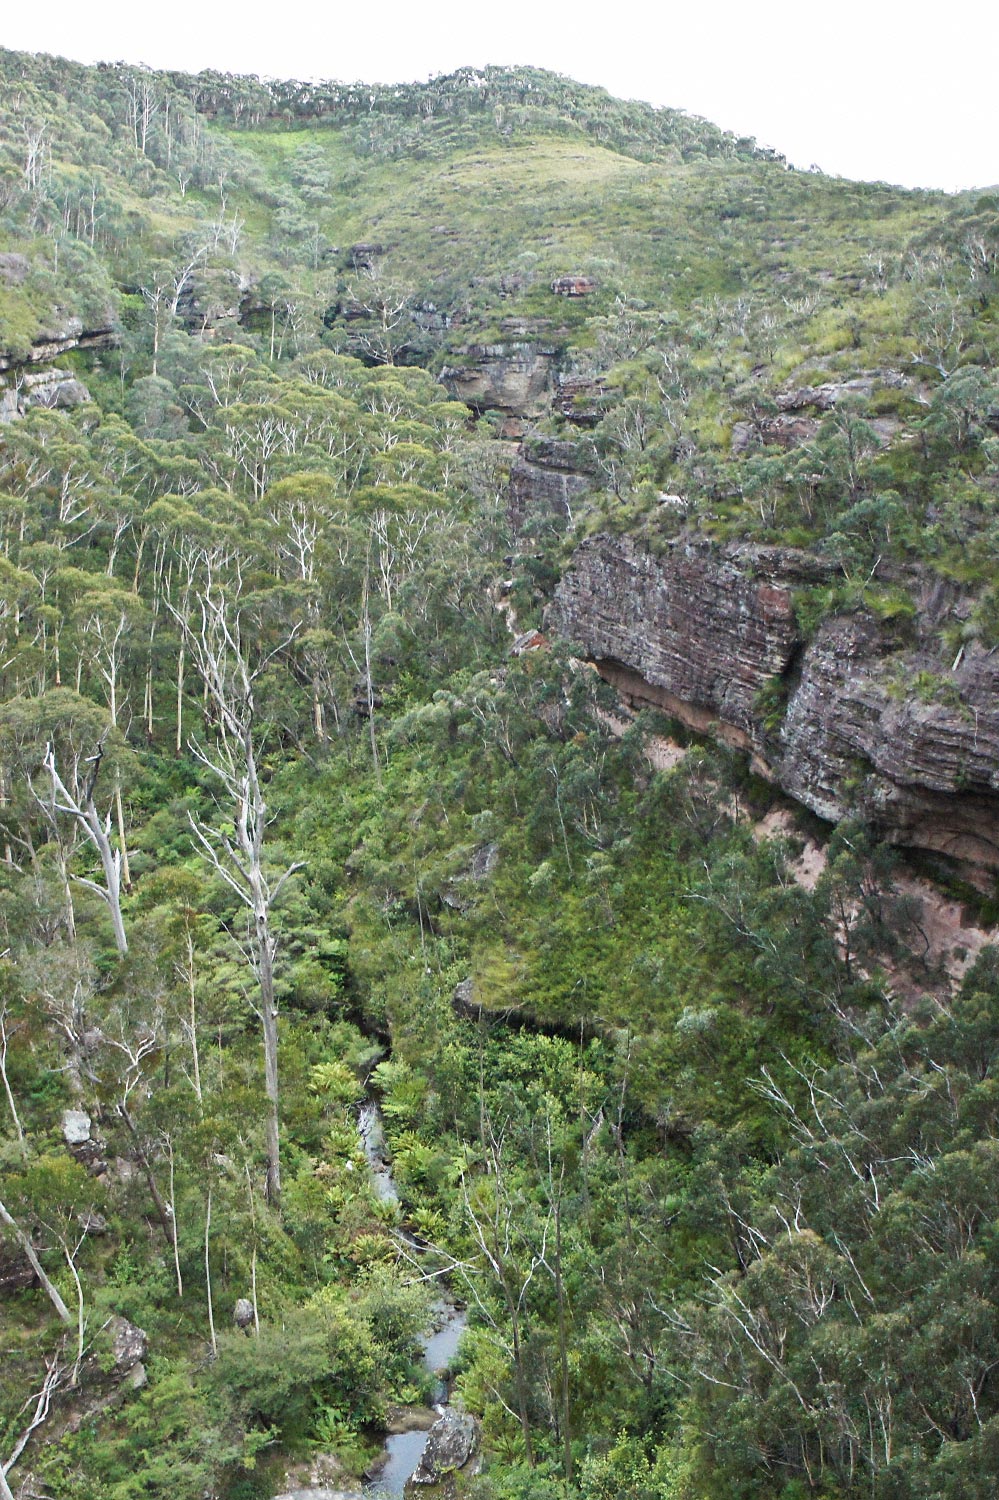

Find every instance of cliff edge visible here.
[548,533,999,882]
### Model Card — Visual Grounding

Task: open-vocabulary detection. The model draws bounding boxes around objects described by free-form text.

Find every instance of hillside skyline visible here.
[3,0,998,193]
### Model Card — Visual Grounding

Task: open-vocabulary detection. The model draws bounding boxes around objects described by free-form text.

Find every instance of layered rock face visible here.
[0,367,93,424]
[441,337,561,422]
[508,436,595,532]
[0,317,115,373]
[549,533,999,880]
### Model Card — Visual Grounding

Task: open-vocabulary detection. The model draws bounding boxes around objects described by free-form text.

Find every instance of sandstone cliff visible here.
[548,533,999,881]
[507,435,595,532]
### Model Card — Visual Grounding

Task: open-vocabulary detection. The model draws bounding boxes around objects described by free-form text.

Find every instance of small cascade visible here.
[364,1302,468,1497]
[358,1099,399,1204]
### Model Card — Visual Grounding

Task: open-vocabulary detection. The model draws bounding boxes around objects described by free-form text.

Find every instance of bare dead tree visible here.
[168,574,302,1208]
[36,739,128,956]
[342,264,415,366]
[1,1344,68,1500]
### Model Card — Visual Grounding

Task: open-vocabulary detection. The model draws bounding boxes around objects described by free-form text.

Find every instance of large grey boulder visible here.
[62,1109,92,1145]
[109,1316,148,1374]
[408,1408,478,1485]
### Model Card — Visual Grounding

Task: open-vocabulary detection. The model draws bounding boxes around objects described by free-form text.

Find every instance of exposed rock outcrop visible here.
[549,533,999,882]
[550,533,823,750]
[0,319,116,373]
[730,413,820,453]
[345,241,386,270]
[508,435,595,531]
[1,368,93,424]
[551,273,597,297]
[441,320,568,423]
[554,372,605,425]
[730,371,915,454]
[776,371,909,412]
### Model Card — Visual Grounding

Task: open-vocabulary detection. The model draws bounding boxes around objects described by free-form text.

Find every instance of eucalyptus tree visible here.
[170,552,303,1207]
[39,734,128,956]
[0,690,127,950]
[72,584,148,886]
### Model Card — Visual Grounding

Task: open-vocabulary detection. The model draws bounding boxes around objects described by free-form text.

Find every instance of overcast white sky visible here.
[3,0,996,193]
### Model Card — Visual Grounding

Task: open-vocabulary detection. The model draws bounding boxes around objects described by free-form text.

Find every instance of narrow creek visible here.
[275,1100,467,1500]
[360,1102,467,1498]
[365,1300,468,1497]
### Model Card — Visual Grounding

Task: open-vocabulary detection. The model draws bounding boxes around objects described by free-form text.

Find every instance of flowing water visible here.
[359,1106,467,1497]
[363,1302,468,1497]
[274,1102,466,1500]
[365,1430,429,1498]
[358,1100,399,1205]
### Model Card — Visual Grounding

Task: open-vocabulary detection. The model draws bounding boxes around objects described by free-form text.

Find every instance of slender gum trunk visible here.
[63,1243,85,1383]
[204,1185,217,1356]
[176,641,184,754]
[168,1139,183,1298]
[186,932,203,1105]
[256,916,281,1209]
[115,783,131,890]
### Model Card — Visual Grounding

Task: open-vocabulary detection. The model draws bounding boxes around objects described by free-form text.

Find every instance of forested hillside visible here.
[2,47,999,1500]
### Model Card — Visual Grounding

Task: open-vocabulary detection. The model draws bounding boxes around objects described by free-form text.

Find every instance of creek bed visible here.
[359,1105,467,1496]
[274,1102,466,1500]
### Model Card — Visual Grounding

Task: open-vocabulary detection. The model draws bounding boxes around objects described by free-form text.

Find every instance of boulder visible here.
[408,1408,479,1485]
[272,1490,360,1500]
[62,1109,92,1146]
[234,1297,255,1329]
[30,376,92,410]
[109,1316,148,1374]
[385,1404,437,1434]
